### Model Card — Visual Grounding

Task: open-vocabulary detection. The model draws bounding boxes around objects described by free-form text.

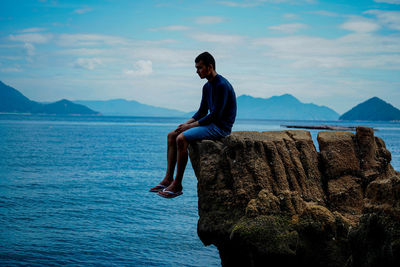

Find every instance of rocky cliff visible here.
[188,127,400,267]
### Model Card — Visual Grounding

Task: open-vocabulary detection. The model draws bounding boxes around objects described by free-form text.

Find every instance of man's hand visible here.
[175,120,199,134]
[175,123,192,134]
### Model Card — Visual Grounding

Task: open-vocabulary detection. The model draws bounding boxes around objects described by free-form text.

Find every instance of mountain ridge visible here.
[340,97,400,121]
[0,81,99,115]
[74,99,186,117]
[4,80,399,121]
[236,94,340,120]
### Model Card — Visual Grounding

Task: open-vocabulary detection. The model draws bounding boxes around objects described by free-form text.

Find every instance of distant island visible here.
[74,99,186,117]
[76,94,339,120]
[2,80,399,121]
[236,94,339,120]
[0,81,99,115]
[340,97,400,121]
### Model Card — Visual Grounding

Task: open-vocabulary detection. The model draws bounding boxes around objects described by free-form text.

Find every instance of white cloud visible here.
[190,33,245,44]
[150,25,190,31]
[124,60,153,76]
[217,1,259,7]
[254,35,331,54]
[195,16,225,25]
[74,7,92,14]
[263,0,306,2]
[268,23,307,33]
[1,67,22,73]
[119,47,196,68]
[74,58,102,70]
[310,10,341,17]
[57,34,128,46]
[0,55,23,61]
[218,0,317,6]
[374,0,400,4]
[24,43,35,57]
[57,48,104,56]
[20,27,47,33]
[142,39,178,45]
[340,20,381,33]
[9,33,52,44]
[365,10,400,31]
[253,33,400,69]
[283,13,299,19]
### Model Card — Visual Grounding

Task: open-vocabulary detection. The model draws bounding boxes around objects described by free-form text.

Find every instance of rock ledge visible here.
[189,127,400,267]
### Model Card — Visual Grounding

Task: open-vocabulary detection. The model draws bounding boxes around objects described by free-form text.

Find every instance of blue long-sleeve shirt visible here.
[192,74,237,132]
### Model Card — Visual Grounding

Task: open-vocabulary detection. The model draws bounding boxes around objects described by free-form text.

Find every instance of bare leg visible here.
[150,130,178,191]
[160,133,188,194]
[164,131,179,182]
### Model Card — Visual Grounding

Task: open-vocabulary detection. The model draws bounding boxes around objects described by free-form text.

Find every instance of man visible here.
[149,52,237,198]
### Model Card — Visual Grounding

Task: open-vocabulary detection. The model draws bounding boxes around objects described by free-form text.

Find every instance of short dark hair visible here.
[195,52,216,70]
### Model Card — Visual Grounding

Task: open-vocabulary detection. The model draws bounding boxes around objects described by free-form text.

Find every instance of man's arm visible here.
[192,87,208,122]
[197,84,228,126]
[174,86,207,134]
[185,118,196,124]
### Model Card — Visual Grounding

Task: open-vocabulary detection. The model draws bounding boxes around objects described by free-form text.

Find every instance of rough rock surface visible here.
[188,127,400,267]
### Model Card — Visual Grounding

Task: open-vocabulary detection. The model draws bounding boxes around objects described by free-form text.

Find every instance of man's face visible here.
[195,61,211,79]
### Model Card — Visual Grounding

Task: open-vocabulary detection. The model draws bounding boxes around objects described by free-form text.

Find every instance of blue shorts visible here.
[183,123,231,142]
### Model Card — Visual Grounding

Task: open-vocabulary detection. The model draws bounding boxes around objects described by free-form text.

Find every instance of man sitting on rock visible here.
[149,51,237,198]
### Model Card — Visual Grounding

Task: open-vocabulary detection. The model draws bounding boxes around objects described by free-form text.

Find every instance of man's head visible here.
[195,52,216,79]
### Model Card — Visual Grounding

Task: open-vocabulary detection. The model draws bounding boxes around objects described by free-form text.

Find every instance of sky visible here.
[1,0,400,114]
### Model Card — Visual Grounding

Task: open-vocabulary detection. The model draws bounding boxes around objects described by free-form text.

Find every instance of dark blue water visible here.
[1,115,399,266]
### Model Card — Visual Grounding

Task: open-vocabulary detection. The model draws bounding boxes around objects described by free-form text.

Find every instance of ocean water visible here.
[1,115,399,266]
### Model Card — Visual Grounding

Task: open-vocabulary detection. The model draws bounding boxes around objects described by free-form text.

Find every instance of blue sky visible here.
[1,0,400,114]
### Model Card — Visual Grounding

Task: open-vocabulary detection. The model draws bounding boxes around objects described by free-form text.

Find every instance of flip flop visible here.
[149,184,167,192]
[157,189,183,199]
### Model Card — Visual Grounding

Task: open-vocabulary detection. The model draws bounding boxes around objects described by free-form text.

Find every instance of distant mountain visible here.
[340,97,400,121]
[39,99,99,115]
[236,94,339,120]
[74,99,186,117]
[1,80,343,120]
[0,81,99,115]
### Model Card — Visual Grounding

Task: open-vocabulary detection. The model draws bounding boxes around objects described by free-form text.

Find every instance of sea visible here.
[1,115,399,266]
